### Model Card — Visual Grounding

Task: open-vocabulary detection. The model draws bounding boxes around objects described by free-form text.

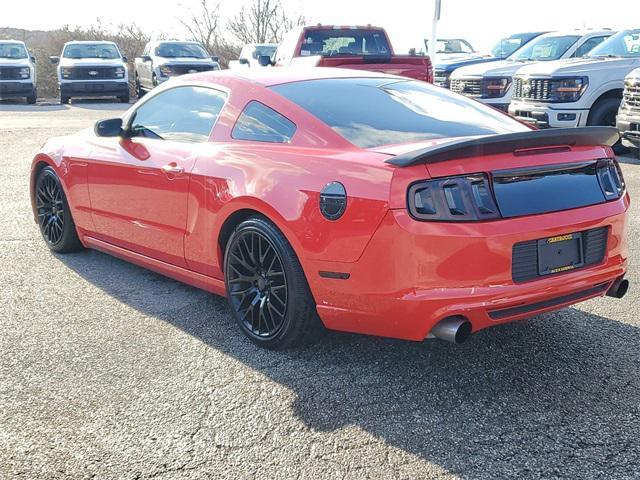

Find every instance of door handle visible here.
[161,164,184,174]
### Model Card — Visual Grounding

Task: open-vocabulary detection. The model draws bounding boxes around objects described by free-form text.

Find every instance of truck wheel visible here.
[119,91,130,103]
[152,73,158,87]
[26,89,37,104]
[60,95,70,105]
[135,75,145,98]
[587,97,621,127]
[224,216,324,349]
[588,97,625,154]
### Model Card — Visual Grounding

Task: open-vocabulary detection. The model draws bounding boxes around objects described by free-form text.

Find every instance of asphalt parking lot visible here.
[1,102,639,480]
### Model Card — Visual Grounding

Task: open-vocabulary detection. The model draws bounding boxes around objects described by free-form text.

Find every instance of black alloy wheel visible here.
[224,217,323,349]
[227,229,288,338]
[34,167,83,253]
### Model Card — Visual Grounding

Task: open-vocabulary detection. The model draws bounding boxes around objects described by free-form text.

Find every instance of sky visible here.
[2,0,637,53]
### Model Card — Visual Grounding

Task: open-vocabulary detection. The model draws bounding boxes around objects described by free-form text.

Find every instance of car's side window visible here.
[232,101,296,143]
[129,86,226,143]
[573,36,608,57]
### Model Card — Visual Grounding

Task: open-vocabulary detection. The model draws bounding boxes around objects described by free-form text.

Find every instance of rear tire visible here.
[588,97,625,154]
[34,167,83,253]
[135,75,145,98]
[224,216,323,349]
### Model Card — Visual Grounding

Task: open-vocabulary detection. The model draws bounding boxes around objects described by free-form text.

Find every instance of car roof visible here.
[0,40,26,45]
[64,40,117,45]
[190,67,398,87]
[539,29,613,38]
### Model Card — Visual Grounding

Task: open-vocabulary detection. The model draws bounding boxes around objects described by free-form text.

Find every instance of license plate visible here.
[85,84,104,91]
[537,232,584,276]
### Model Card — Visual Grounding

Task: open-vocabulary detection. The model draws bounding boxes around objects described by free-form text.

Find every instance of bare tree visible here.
[178,0,221,52]
[228,0,304,45]
[178,0,240,68]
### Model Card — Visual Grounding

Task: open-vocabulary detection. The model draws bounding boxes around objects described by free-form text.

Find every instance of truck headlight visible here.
[115,67,125,78]
[61,67,74,79]
[19,67,31,79]
[549,77,588,103]
[483,77,511,98]
[159,65,173,77]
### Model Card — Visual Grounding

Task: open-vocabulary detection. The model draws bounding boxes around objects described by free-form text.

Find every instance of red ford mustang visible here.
[30,68,629,349]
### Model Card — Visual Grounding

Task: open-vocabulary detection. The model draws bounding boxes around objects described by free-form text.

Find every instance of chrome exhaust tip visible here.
[430,316,473,344]
[606,277,629,299]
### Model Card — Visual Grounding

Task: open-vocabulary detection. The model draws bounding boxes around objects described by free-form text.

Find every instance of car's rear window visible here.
[299,29,391,57]
[271,78,529,148]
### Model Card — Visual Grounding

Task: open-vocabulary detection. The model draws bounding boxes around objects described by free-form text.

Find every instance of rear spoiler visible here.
[385,127,620,167]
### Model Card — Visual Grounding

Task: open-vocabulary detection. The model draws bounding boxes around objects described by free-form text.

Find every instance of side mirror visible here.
[211,55,219,62]
[122,55,128,62]
[238,58,249,65]
[142,55,152,62]
[95,118,123,138]
[30,55,36,63]
[50,56,59,64]
[257,55,272,67]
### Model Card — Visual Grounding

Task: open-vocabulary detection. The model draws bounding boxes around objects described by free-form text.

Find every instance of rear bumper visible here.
[308,196,629,341]
[508,101,589,128]
[60,81,128,98]
[0,81,35,98]
[616,110,640,148]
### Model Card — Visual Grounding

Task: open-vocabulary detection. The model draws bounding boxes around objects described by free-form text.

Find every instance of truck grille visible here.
[622,78,640,110]
[512,77,551,101]
[66,67,121,80]
[512,227,608,283]
[170,64,215,75]
[433,70,450,88]
[450,78,482,96]
[0,66,23,80]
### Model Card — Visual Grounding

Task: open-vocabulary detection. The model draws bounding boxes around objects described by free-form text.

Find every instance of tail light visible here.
[596,158,625,201]
[408,174,501,222]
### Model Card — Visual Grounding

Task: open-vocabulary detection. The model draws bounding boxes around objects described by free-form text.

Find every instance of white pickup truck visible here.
[616,67,640,153]
[134,41,220,97]
[450,29,613,111]
[229,44,277,69]
[510,29,640,130]
[51,41,129,104]
[0,40,37,104]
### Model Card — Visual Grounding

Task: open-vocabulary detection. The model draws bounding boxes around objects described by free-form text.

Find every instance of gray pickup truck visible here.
[134,41,220,97]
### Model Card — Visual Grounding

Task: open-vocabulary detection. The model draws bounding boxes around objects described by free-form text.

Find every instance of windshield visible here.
[0,43,28,59]
[155,42,209,58]
[272,78,528,148]
[299,29,391,57]
[509,35,580,61]
[253,45,276,59]
[586,29,640,58]
[491,33,539,58]
[426,39,475,54]
[63,43,120,59]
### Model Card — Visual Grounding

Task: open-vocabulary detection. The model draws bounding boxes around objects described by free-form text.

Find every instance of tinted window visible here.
[587,29,640,58]
[299,29,391,57]
[63,43,120,59]
[155,42,209,59]
[0,43,28,59]
[509,35,580,61]
[130,86,226,143]
[272,78,529,148]
[232,101,296,143]
[573,36,609,57]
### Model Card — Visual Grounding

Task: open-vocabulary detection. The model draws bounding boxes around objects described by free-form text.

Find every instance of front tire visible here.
[135,75,145,98]
[588,97,625,154]
[224,216,322,349]
[34,167,83,253]
[26,89,36,104]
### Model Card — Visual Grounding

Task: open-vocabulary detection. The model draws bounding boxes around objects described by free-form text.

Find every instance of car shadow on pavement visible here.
[56,248,640,479]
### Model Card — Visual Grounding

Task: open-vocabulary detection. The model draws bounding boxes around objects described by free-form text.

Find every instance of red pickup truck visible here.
[266,25,433,83]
